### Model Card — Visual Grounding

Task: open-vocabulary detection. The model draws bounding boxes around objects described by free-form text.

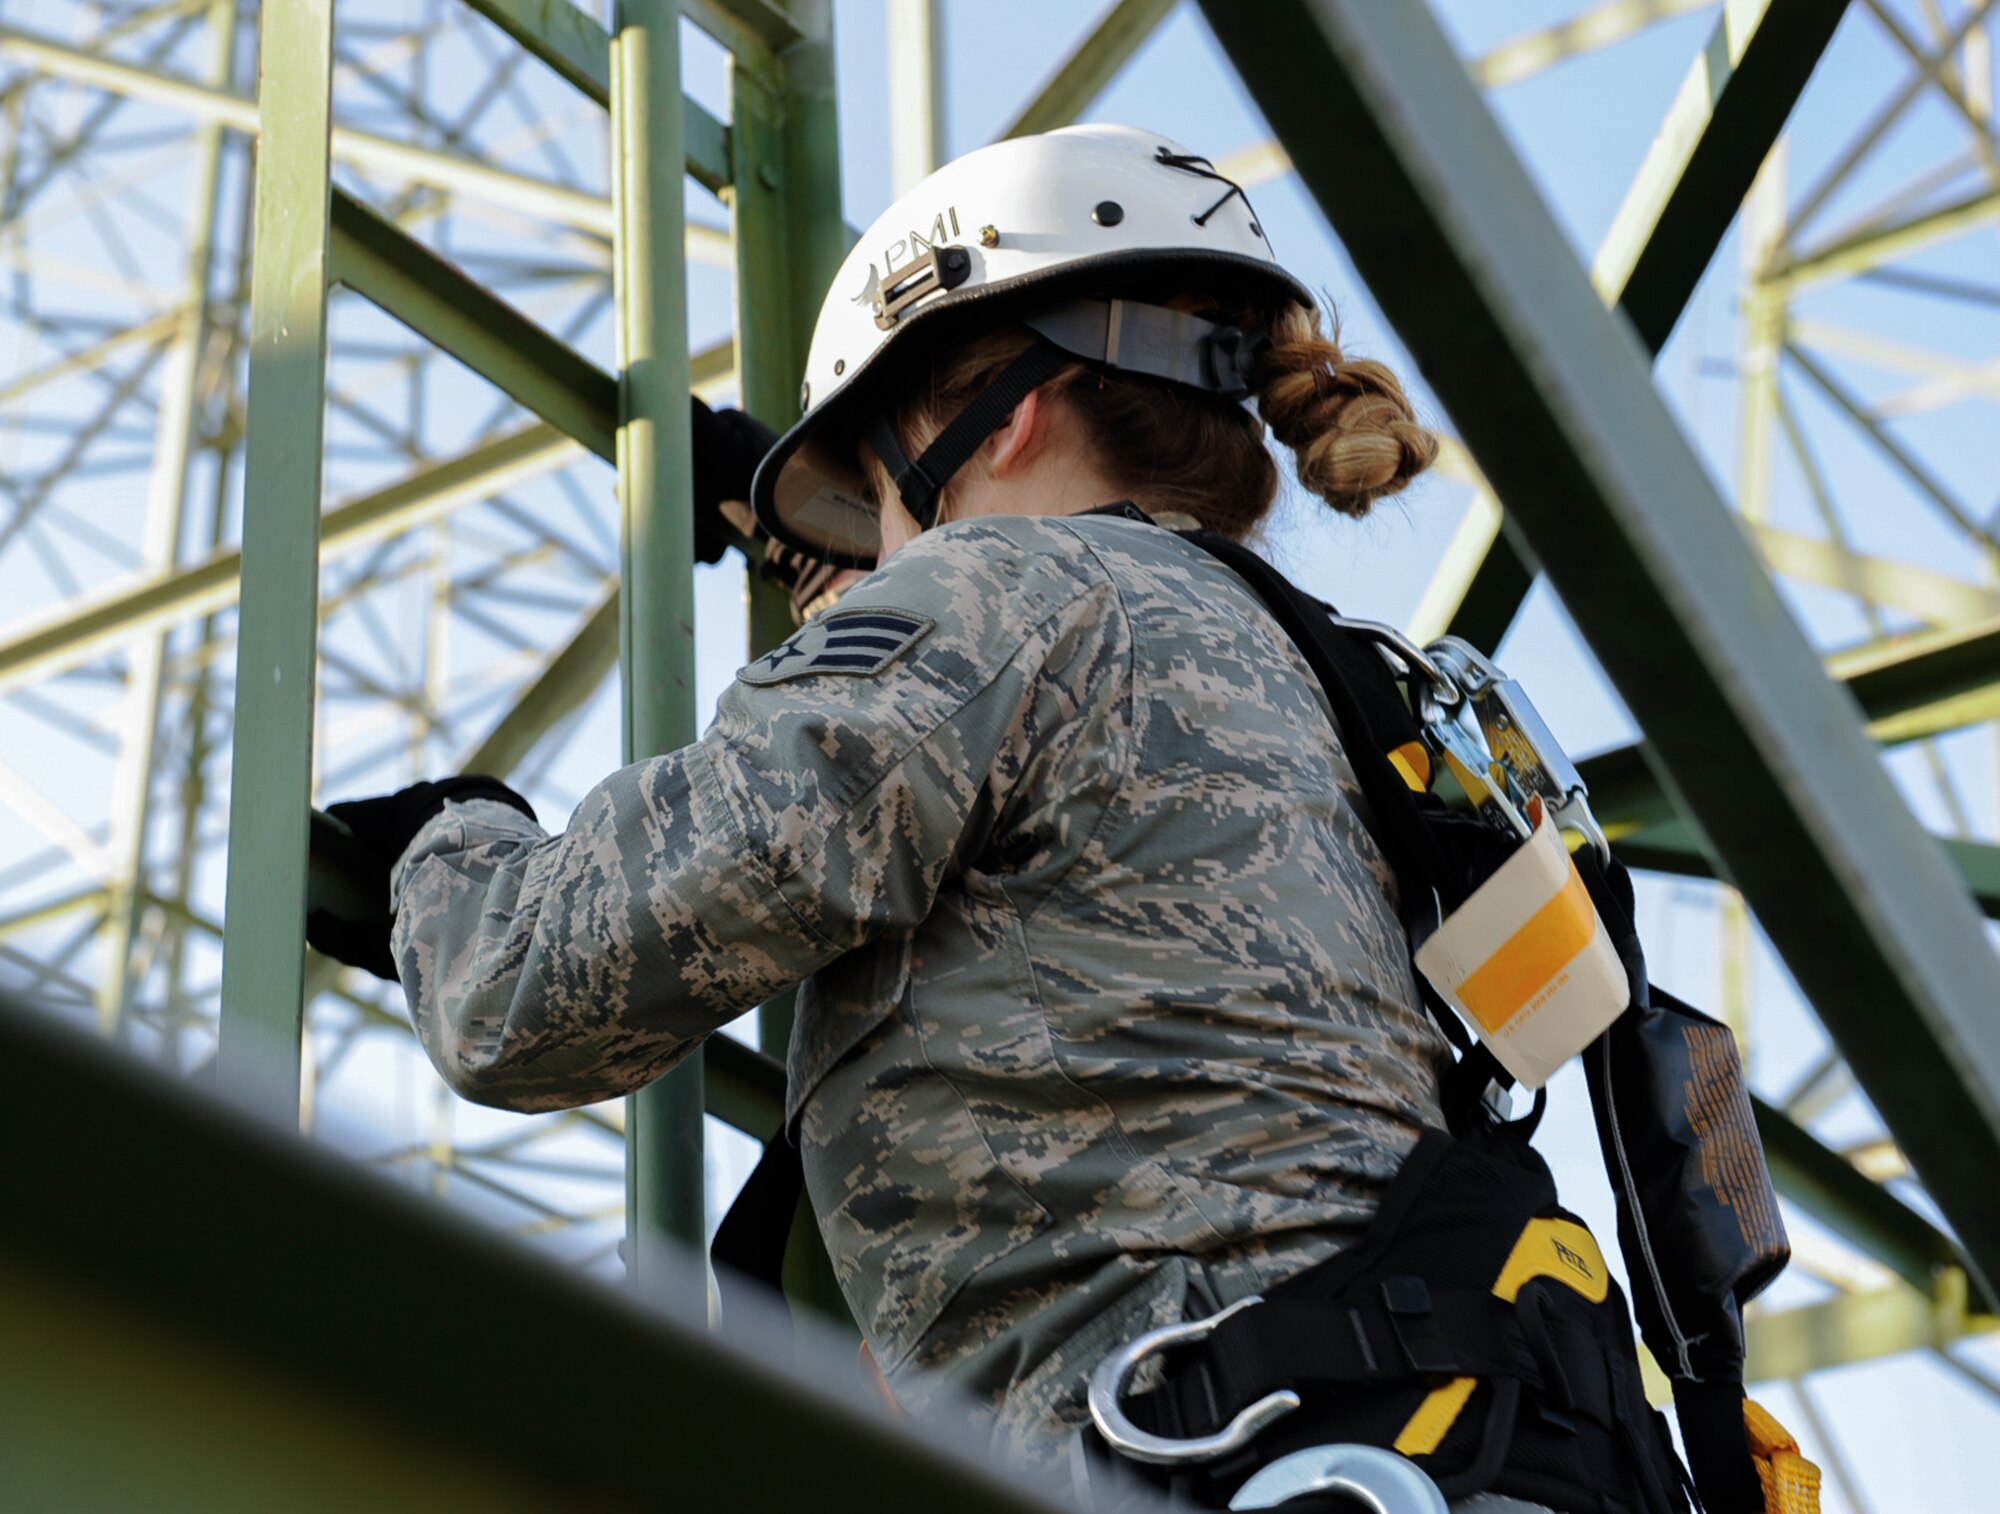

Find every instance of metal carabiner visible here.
[1422,637,1611,862]
[1086,1296,1301,1466]
[1228,1444,1449,1513]
[1328,614,1459,705]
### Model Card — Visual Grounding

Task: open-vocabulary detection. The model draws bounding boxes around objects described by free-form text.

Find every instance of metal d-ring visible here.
[1086,1296,1301,1466]
[1228,1444,1449,1513]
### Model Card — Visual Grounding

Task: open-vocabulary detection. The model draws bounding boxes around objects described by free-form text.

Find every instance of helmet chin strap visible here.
[864,298,1271,534]
[866,340,1072,529]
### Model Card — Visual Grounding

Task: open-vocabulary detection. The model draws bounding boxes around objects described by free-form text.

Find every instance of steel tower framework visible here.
[5,2,2000,1498]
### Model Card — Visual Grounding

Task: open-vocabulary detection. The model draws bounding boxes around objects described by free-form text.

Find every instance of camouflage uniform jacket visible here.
[390,512,1450,1464]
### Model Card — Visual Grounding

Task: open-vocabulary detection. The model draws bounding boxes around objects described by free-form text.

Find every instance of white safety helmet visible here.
[750,124,1314,567]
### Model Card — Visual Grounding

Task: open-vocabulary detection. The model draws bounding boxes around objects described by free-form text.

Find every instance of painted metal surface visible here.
[329,190,618,461]
[1197,0,2000,1302]
[611,0,706,1274]
[215,0,335,1124]
[0,996,1085,1514]
[0,427,582,695]
[1414,0,1849,649]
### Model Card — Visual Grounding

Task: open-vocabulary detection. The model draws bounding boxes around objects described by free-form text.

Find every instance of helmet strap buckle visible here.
[872,243,973,331]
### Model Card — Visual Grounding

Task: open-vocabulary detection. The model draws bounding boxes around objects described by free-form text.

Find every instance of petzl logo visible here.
[1551,1237,1593,1280]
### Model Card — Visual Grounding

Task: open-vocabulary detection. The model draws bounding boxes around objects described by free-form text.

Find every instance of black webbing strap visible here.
[866,339,1073,528]
[1200,1291,1535,1394]
[1170,524,1551,1135]
[1174,529,1458,922]
[710,1126,804,1329]
[1131,1290,1621,1446]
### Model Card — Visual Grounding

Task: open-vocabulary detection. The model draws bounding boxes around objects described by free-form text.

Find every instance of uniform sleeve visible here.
[389,518,1130,1112]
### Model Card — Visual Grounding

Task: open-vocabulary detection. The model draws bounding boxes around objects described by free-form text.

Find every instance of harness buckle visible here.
[1087,1296,1301,1466]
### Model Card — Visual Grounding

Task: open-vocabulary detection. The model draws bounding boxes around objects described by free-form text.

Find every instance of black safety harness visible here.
[1040,509,1796,1513]
[715,505,1788,1513]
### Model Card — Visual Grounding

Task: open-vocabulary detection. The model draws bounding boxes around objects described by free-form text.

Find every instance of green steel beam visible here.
[1820,617,2000,742]
[1197,0,2000,1303]
[1591,0,1848,354]
[1748,522,2000,628]
[1745,1273,1994,1382]
[685,97,734,198]
[1784,340,1989,544]
[726,51,811,695]
[0,307,181,407]
[455,0,737,196]
[1410,0,1848,650]
[216,0,335,1124]
[727,0,849,1068]
[1616,818,2000,919]
[2,1256,563,1511]
[0,21,612,232]
[329,190,618,461]
[611,0,706,1281]
[0,1000,1080,1514]
[1753,1096,1982,1305]
[776,0,850,390]
[685,0,805,59]
[1472,0,1717,88]
[705,1033,786,1142]
[0,425,580,695]
[458,586,620,774]
[1583,609,2000,903]
[1771,184,2000,296]
[0,18,732,213]
[1589,611,2000,913]
[460,0,614,105]
[888,0,944,193]
[100,0,240,1039]
[1001,0,1176,140]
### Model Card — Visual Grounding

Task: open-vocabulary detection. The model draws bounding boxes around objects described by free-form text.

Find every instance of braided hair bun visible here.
[1252,303,1437,519]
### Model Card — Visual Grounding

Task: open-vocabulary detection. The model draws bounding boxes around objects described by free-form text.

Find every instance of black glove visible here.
[691,397,778,565]
[690,397,859,623]
[305,776,535,982]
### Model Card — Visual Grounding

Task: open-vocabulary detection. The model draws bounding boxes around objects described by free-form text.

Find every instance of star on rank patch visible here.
[737,606,935,685]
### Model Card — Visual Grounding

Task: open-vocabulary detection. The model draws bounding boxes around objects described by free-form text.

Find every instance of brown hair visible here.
[861,296,1437,539]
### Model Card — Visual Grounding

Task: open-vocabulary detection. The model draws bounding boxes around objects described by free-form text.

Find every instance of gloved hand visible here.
[692,396,779,566]
[305,776,535,982]
[690,396,859,623]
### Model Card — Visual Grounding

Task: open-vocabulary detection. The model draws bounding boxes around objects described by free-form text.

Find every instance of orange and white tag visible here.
[1414,798,1628,1088]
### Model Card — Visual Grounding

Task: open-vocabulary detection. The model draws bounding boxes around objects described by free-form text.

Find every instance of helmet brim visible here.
[749,246,1314,569]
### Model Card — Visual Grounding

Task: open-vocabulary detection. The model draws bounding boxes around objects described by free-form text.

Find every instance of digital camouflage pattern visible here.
[390,512,1449,1466]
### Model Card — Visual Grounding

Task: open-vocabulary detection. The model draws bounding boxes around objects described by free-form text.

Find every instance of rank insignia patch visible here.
[737,606,936,685]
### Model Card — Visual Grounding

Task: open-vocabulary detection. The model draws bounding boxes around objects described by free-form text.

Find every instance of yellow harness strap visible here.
[1392,1217,1609,1457]
[1388,741,1433,793]
[1745,1398,1821,1514]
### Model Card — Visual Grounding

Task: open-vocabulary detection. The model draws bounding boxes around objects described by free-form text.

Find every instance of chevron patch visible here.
[737,606,936,685]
